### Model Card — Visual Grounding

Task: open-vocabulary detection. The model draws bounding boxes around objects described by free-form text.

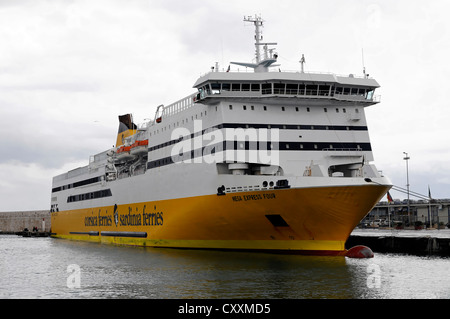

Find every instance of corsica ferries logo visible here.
[84,204,163,227]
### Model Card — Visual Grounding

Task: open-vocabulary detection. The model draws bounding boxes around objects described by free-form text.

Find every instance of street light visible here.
[403,152,411,225]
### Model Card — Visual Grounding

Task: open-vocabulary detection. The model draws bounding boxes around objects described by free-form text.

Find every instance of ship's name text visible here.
[231,192,276,202]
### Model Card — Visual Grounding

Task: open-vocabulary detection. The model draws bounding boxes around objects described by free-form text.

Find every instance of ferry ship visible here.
[50,15,392,255]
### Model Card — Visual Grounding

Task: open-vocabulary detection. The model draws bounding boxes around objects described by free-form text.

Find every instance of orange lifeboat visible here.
[130,140,148,156]
[115,144,134,162]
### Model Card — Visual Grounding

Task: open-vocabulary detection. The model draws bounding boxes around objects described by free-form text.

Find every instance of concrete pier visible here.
[0,211,51,233]
[346,229,450,256]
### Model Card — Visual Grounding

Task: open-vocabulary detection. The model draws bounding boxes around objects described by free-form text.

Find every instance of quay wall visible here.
[346,234,450,256]
[0,211,51,233]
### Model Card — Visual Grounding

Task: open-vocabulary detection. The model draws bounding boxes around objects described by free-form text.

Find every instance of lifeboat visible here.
[115,144,135,162]
[117,145,131,154]
[130,140,149,156]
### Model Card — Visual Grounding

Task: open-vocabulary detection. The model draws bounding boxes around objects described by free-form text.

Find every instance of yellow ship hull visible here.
[51,184,389,255]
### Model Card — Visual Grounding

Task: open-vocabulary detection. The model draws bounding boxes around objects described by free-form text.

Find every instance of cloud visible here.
[0,0,449,211]
[0,160,90,211]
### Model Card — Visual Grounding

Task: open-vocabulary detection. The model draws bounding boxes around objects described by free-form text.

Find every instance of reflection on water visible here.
[0,235,449,299]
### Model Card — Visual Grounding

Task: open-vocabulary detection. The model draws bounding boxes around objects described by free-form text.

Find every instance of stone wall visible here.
[0,211,51,232]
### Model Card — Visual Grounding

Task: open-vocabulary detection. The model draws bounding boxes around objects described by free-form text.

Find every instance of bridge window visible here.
[274,83,285,94]
[366,90,375,100]
[286,83,298,95]
[305,85,317,95]
[203,85,211,95]
[232,83,240,91]
[211,83,221,94]
[319,85,330,96]
[262,83,272,94]
[299,84,306,95]
[251,83,260,92]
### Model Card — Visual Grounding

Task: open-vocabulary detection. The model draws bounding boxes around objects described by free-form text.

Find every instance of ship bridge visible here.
[193,15,379,107]
[193,70,380,107]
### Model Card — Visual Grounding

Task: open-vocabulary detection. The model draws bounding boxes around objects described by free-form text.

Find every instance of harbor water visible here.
[1,234,449,299]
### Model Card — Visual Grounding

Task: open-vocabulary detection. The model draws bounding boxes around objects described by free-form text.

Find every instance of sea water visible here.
[0,235,449,299]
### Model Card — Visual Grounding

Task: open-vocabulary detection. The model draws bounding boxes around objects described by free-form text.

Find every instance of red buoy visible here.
[346,245,374,258]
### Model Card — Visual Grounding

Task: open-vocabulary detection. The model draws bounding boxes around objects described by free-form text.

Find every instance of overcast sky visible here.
[1,0,449,211]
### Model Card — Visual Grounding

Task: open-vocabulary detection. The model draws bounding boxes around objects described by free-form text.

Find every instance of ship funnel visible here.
[116,114,137,147]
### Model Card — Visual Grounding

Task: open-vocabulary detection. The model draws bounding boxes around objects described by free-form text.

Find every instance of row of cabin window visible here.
[149,111,208,137]
[52,176,102,193]
[148,104,359,138]
[229,104,356,114]
[67,189,112,203]
[202,83,374,98]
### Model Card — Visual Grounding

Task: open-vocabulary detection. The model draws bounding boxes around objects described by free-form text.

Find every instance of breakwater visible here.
[0,211,51,233]
[347,229,450,256]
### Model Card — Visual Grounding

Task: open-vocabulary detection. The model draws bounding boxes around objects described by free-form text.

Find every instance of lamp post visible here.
[403,152,411,225]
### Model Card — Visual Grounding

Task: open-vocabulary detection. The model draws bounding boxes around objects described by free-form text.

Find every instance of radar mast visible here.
[230,15,279,73]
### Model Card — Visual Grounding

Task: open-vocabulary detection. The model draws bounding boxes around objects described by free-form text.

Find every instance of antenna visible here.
[362,48,368,78]
[231,15,278,73]
[244,14,264,63]
[299,54,306,73]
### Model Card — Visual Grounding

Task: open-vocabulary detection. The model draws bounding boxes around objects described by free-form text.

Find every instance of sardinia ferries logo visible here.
[114,204,119,227]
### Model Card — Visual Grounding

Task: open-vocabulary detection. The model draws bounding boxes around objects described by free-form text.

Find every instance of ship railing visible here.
[162,94,196,118]
[90,150,110,164]
[47,151,111,183]
[200,68,372,79]
[373,95,382,103]
[52,166,90,182]
[322,148,364,157]
[148,93,197,126]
